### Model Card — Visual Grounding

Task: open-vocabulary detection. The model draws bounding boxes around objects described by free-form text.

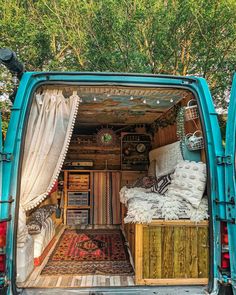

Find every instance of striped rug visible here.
[92,172,121,225]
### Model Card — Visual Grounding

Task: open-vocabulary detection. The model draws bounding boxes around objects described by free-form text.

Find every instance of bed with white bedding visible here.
[33,217,55,263]
[120,152,209,224]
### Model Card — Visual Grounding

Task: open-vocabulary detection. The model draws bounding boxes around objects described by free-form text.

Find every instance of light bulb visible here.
[12,75,18,86]
[143,99,147,104]
[156,100,160,104]
[107,94,110,97]
[170,98,174,103]
[94,97,97,101]
[130,96,134,100]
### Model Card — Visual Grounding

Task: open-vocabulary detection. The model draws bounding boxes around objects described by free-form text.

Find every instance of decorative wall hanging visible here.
[96,128,117,146]
[136,143,147,153]
[121,133,151,171]
[176,106,185,141]
[151,105,180,133]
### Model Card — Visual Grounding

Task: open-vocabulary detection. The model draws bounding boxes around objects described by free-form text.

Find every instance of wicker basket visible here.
[185,131,204,151]
[185,99,199,121]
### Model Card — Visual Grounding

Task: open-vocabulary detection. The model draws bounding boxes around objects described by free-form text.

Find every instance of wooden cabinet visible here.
[124,220,209,285]
[63,170,93,225]
[63,170,121,226]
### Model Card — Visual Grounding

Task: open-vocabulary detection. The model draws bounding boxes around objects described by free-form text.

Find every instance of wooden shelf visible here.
[73,145,120,151]
[67,189,91,192]
[63,170,93,225]
[67,205,91,209]
[63,169,121,172]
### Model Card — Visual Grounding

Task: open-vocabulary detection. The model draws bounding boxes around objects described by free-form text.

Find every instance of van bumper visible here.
[21,286,208,295]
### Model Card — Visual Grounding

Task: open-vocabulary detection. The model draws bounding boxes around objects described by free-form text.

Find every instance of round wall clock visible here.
[96,128,116,146]
[136,143,147,153]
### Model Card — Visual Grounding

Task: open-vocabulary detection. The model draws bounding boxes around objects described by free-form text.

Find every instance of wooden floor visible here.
[18,225,135,288]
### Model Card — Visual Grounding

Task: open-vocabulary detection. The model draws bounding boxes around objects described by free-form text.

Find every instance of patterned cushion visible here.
[27,220,42,235]
[167,160,206,208]
[151,173,172,195]
[132,176,157,189]
[27,204,56,235]
[149,141,183,178]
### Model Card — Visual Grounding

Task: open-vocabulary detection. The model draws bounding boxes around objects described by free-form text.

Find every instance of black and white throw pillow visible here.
[151,173,172,195]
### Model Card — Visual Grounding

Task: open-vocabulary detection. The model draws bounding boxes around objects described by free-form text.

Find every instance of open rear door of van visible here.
[0,111,2,214]
[0,111,8,294]
[225,73,236,294]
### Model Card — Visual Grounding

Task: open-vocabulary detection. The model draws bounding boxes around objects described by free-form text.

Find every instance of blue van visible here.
[0,49,235,295]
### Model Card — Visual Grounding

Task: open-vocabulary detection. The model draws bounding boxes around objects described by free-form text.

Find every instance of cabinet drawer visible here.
[67,209,89,225]
[68,192,89,206]
[69,174,89,182]
[68,174,90,190]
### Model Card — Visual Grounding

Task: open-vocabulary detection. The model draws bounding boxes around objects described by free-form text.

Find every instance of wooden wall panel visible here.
[142,227,150,278]
[124,223,136,264]
[135,221,209,285]
[121,171,147,187]
[152,116,206,163]
[148,226,162,279]
[185,227,198,278]
[173,226,186,278]
[153,124,178,149]
[198,227,209,278]
[66,140,121,170]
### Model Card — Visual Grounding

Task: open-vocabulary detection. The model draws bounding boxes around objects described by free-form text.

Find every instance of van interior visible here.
[16,84,209,289]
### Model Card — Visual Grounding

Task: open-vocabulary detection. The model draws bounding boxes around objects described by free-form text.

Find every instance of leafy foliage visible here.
[0,100,11,138]
[0,0,236,110]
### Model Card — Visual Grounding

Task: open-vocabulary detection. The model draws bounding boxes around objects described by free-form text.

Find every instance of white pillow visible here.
[148,160,156,176]
[149,141,183,178]
[167,160,206,208]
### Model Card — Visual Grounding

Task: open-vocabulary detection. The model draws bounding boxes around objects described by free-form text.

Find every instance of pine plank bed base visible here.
[34,236,57,266]
[126,221,209,286]
[136,278,208,285]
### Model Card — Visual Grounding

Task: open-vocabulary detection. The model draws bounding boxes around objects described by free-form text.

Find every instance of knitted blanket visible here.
[119,186,208,223]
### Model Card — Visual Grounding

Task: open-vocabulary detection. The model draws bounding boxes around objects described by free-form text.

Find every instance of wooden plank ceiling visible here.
[76,86,191,124]
[40,85,192,125]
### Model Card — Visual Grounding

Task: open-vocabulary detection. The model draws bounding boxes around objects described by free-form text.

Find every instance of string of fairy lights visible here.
[78,94,176,105]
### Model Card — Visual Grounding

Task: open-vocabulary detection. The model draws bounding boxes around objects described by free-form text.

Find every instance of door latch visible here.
[214,198,235,205]
[0,153,13,162]
[216,216,236,224]
[0,197,14,223]
[216,155,232,165]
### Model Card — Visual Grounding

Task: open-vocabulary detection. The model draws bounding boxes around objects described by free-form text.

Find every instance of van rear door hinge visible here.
[216,216,236,224]
[0,197,14,204]
[0,197,14,223]
[0,153,13,162]
[216,155,232,165]
[214,198,235,205]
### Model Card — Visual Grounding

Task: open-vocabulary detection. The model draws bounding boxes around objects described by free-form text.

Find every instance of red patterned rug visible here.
[41,229,134,275]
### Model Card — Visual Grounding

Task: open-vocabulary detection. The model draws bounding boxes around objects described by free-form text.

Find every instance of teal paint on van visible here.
[0,72,234,294]
[225,73,236,293]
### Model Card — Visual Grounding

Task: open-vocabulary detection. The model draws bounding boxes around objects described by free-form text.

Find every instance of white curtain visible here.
[18,89,79,243]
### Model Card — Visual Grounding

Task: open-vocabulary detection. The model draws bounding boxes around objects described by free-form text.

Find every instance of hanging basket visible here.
[185,99,199,121]
[185,131,204,151]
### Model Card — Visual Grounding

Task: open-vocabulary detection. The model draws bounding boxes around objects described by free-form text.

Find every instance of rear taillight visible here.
[0,222,7,248]
[221,222,230,270]
[0,222,7,273]
[0,254,6,272]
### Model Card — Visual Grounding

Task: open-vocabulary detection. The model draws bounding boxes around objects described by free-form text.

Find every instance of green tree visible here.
[0,0,236,109]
